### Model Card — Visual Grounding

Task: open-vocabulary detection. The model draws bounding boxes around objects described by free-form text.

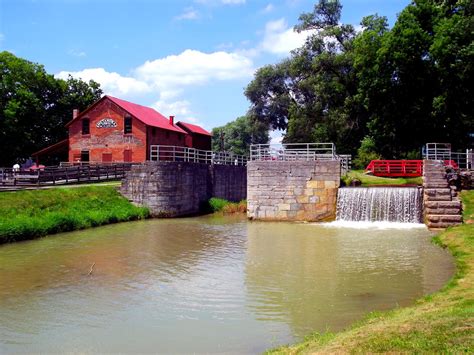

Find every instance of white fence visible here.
[424,143,473,170]
[249,143,350,174]
[149,145,247,166]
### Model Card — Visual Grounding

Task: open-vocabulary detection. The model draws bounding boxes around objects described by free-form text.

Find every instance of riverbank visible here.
[0,186,149,244]
[342,170,423,186]
[269,190,473,353]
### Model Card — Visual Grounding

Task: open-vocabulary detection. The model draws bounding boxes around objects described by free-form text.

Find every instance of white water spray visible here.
[336,187,423,223]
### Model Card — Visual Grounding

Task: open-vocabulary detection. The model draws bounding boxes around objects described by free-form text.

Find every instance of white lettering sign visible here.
[96,118,117,128]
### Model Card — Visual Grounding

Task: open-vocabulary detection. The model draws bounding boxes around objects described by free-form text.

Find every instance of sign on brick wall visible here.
[96,118,117,128]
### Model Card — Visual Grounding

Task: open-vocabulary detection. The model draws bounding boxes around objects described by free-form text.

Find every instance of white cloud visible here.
[0,33,4,42]
[260,18,315,55]
[175,7,199,20]
[134,49,253,88]
[262,3,274,13]
[56,68,151,96]
[68,49,86,57]
[222,0,245,4]
[153,98,202,125]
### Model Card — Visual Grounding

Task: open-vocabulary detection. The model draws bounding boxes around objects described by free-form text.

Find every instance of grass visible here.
[342,170,423,186]
[0,186,149,244]
[267,190,474,354]
[208,197,247,214]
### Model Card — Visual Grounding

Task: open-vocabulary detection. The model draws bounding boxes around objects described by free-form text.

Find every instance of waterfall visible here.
[336,187,423,223]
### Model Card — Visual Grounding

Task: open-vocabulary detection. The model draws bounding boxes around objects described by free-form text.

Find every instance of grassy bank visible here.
[269,190,473,354]
[208,197,247,214]
[0,186,149,244]
[342,170,423,186]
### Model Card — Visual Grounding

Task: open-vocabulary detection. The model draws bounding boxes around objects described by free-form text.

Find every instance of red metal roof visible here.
[177,122,212,136]
[66,95,186,134]
[106,96,186,134]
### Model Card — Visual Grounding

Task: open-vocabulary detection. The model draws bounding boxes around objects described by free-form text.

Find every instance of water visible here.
[0,216,452,353]
[337,187,423,223]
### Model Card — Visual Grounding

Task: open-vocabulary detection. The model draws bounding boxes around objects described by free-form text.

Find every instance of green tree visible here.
[211,115,269,156]
[245,0,363,154]
[0,51,102,166]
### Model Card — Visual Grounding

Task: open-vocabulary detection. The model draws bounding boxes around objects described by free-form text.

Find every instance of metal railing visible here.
[250,143,336,161]
[338,154,352,175]
[149,145,247,166]
[424,143,473,171]
[425,143,452,160]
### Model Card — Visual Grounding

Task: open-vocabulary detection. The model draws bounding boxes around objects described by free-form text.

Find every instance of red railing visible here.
[365,160,424,177]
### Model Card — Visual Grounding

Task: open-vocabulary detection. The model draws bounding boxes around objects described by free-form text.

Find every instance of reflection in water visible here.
[244,223,453,339]
[0,216,453,353]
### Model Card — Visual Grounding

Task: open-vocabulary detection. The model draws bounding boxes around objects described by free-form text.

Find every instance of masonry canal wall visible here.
[121,162,246,217]
[247,160,341,221]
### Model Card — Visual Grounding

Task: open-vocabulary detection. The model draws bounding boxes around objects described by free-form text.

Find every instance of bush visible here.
[353,136,382,169]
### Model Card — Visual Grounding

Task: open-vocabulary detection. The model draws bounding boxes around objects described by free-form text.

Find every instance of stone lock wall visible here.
[247,160,341,221]
[121,162,246,217]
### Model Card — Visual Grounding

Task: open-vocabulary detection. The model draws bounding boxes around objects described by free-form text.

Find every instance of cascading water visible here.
[336,187,423,223]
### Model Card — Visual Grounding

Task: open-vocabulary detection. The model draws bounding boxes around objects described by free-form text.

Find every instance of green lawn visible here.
[268,190,474,354]
[0,186,149,244]
[342,170,423,186]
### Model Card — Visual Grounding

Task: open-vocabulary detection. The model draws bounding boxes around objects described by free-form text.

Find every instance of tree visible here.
[211,115,269,156]
[245,0,363,154]
[0,51,102,166]
[245,0,473,158]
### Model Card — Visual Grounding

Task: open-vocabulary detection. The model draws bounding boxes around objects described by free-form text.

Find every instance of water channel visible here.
[0,215,453,353]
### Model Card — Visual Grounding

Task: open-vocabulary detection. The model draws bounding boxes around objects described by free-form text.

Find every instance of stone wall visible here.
[247,160,341,221]
[120,162,246,217]
[423,160,462,228]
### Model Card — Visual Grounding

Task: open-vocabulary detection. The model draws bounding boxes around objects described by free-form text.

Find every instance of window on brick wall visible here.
[124,116,132,134]
[102,153,112,162]
[82,118,90,135]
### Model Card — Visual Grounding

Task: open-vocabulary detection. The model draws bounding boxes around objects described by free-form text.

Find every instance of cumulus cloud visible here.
[260,18,315,55]
[134,49,253,88]
[56,68,151,96]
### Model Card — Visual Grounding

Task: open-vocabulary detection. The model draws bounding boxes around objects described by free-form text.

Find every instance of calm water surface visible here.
[0,216,453,353]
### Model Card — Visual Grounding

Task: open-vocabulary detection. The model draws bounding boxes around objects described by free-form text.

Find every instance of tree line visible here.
[243,0,473,167]
[0,51,102,167]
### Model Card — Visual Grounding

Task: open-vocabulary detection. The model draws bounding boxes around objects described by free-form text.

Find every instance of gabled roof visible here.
[177,122,212,136]
[67,95,187,134]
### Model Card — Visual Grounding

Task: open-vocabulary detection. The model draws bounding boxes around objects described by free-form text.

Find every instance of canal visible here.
[0,216,453,353]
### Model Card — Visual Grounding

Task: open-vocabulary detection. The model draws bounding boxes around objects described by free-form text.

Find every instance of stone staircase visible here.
[423,160,462,229]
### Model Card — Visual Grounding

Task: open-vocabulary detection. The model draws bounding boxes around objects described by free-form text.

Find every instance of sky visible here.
[0,0,410,133]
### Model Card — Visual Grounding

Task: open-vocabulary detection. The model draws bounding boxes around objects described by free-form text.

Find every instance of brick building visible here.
[33,95,212,164]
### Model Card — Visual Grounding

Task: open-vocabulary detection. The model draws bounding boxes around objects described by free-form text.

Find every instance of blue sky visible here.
[0,0,409,132]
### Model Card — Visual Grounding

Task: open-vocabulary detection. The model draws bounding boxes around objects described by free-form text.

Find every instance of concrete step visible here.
[426,214,462,223]
[425,207,461,215]
[424,200,462,209]
[427,221,463,229]
[424,188,453,201]
[424,182,449,188]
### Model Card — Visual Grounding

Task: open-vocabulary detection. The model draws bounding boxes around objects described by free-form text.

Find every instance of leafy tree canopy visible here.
[245,0,473,159]
[0,51,102,166]
[211,115,269,156]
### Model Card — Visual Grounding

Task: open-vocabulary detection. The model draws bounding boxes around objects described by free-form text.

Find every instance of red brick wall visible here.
[190,134,212,150]
[68,99,147,163]
[146,127,186,159]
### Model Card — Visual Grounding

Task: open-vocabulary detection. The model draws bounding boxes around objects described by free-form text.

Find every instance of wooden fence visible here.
[0,164,134,188]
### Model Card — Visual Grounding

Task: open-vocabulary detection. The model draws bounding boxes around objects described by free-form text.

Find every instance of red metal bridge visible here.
[366,160,459,177]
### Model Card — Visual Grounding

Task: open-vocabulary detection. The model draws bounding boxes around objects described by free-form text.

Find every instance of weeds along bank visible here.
[270,190,474,354]
[0,186,149,244]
